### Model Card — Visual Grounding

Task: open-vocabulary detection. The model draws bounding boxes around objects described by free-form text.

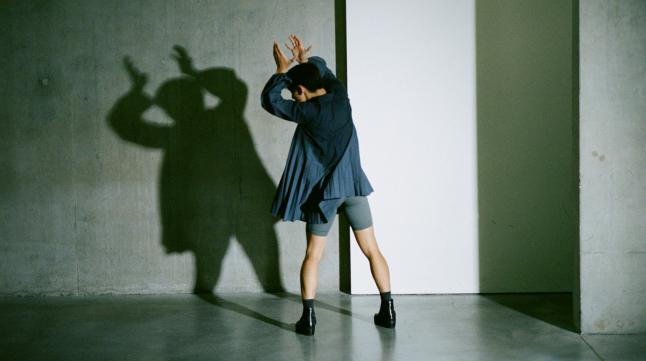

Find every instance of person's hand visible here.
[123,56,147,91]
[171,45,198,76]
[273,41,294,73]
[285,34,312,64]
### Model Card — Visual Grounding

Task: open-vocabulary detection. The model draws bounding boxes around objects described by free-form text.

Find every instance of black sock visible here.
[301,298,314,320]
[379,291,391,304]
[302,298,314,308]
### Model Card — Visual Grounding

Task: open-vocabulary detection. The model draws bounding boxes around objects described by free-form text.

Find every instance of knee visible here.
[304,249,324,263]
[365,248,383,261]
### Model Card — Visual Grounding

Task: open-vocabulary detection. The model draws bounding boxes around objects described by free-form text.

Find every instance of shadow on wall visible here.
[475,0,577,331]
[106,45,285,294]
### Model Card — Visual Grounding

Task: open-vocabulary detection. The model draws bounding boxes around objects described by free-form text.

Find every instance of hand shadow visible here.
[106,46,286,296]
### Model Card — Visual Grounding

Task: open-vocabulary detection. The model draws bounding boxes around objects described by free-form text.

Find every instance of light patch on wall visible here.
[142,107,173,126]
[139,89,221,126]
[203,91,221,109]
[213,237,263,293]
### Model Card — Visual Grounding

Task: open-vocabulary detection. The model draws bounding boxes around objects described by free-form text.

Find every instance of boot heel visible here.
[374,314,396,328]
[295,322,315,335]
[295,307,316,336]
[374,299,396,329]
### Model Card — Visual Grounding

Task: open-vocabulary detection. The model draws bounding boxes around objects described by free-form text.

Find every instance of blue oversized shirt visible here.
[261,56,374,224]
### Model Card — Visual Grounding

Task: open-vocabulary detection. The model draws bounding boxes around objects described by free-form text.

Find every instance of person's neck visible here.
[306,88,327,100]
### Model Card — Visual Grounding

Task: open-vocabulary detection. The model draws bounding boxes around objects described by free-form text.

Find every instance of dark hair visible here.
[286,63,324,92]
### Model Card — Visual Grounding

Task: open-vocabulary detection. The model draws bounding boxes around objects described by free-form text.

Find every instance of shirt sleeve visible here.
[307,56,348,98]
[260,72,319,124]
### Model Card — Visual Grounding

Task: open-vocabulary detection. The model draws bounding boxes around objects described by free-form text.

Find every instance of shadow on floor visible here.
[483,293,576,332]
[193,290,365,331]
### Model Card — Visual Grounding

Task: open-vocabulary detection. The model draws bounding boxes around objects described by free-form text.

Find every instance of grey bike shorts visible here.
[306,196,373,237]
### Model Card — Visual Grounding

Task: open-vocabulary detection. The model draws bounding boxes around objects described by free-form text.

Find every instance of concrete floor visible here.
[1,292,644,361]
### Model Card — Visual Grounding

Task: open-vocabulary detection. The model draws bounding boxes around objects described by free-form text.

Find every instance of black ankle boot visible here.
[374,299,396,328]
[295,305,316,335]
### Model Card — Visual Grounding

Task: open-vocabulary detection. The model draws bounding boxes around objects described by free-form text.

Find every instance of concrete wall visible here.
[580,0,646,333]
[0,0,338,296]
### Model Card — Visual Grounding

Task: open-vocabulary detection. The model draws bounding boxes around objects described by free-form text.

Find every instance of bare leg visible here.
[300,232,328,299]
[353,225,391,292]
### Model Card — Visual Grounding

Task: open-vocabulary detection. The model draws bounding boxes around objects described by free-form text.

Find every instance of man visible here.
[261,34,396,336]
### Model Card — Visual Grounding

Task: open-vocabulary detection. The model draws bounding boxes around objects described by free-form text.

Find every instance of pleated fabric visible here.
[271,122,374,224]
[260,55,374,224]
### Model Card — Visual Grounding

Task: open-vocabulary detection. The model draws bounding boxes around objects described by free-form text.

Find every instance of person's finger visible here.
[125,61,137,75]
[275,47,289,63]
[173,45,187,56]
[277,43,288,55]
[170,51,188,62]
[274,44,284,56]
[305,45,312,53]
[123,56,134,70]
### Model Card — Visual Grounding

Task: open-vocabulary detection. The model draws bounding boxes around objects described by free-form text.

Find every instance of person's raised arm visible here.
[260,41,317,123]
[286,34,347,98]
